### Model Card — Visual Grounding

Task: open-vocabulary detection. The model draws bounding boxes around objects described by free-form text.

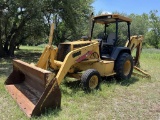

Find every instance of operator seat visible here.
[100,33,116,59]
[106,32,116,45]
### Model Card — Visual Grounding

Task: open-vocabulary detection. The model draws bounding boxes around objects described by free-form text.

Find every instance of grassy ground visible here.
[0,46,160,120]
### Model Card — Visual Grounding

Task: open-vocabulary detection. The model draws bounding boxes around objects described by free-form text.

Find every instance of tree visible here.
[0,0,93,57]
[129,13,149,36]
[48,0,93,45]
[148,10,160,48]
[0,0,45,57]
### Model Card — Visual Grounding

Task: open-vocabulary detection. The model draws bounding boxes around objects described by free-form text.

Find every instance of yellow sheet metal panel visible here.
[93,60,114,76]
[93,14,132,24]
[60,40,97,45]
[73,60,114,76]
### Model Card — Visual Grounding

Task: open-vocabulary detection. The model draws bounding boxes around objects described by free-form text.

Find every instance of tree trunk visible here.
[3,39,9,54]
[4,14,28,56]
[0,23,5,57]
[3,23,17,54]
[8,19,26,56]
[8,42,15,57]
[8,34,17,57]
[0,39,5,57]
[0,10,5,57]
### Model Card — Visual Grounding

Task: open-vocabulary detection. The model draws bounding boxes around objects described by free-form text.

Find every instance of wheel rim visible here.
[123,60,131,76]
[89,75,98,89]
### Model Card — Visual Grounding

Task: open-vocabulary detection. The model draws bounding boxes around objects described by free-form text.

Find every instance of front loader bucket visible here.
[5,59,61,117]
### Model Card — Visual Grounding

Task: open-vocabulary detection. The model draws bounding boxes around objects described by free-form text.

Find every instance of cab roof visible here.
[93,14,132,24]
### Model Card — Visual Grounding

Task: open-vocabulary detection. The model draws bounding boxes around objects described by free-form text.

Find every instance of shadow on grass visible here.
[15,50,42,63]
[119,77,139,86]
[32,108,61,119]
[61,76,140,95]
[64,80,82,89]
[60,80,83,96]
[0,49,42,76]
[101,76,139,87]
[0,63,13,77]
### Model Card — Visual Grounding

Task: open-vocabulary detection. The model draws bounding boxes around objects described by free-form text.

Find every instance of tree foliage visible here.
[0,1,160,57]
[0,0,93,57]
[147,10,160,48]
[0,0,45,56]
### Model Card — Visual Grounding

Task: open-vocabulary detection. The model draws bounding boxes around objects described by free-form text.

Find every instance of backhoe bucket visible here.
[5,59,61,117]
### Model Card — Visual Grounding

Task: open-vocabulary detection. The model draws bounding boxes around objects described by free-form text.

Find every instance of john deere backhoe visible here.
[5,14,150,117]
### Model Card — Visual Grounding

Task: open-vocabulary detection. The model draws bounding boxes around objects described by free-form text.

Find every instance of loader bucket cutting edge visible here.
[5,59,61,117]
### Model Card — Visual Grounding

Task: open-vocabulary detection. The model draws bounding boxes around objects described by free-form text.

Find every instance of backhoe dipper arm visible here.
[125,35,151,78]
[125,35,143,66]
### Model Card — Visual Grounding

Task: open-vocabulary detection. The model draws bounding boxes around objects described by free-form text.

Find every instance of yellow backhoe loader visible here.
[5,14,150,117]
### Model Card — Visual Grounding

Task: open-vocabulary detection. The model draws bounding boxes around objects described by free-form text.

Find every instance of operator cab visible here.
[91,14,132,60]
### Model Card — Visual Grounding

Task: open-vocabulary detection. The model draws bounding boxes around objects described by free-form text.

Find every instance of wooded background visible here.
[0,0,160,57]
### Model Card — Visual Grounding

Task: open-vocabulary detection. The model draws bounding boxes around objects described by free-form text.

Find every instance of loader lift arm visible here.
[37,41,100,85]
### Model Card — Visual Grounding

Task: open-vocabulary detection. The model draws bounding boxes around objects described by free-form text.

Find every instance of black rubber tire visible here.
[81,69,101,91]
[115,53,133,80]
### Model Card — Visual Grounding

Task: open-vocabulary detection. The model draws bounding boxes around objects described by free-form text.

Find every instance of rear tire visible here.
[115,53,133,80]
[81,69,101,91]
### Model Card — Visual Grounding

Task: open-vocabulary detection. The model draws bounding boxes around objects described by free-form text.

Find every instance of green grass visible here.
[0,46,160,120]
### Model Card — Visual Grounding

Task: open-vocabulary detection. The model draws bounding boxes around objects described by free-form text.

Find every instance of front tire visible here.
[115,53,133,80]
[81,69,101,91]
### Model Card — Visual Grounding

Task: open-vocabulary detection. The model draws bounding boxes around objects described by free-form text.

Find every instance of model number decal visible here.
[72,51,81,58]
[76,51,93,62]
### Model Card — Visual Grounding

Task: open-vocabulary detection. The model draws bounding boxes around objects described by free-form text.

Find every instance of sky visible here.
[92,0,160,15]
